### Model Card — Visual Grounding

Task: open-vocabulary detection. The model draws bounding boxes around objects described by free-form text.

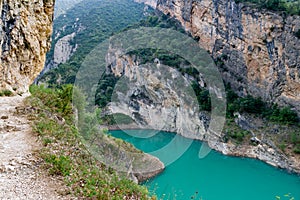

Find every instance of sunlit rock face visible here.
[137,0,300,115]
[0,0,55,93]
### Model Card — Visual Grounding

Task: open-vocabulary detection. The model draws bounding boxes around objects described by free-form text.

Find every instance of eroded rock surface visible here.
[136,0,300,115]
[0,0,55,93]
[105,44,300,174]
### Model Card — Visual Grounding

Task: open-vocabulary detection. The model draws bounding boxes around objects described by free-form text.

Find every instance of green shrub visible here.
[103,113,134,125]
[291,132,300,145]
[239,96,265,114]
[191,81,211,111]
[227,130,248,142]
[278,143,287,152]
[224,85,299,124]
[29,84,73,118]
[268,106,298,125]
[0,89,13,96]
[42,138,53,146]
[44,154,72,176]
[95,74,118,108]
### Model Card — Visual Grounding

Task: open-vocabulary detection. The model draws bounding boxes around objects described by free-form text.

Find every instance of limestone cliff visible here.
[105,44,300,174]
[106,46,208,140]
[0,0,55,93]
[136,0,300,115]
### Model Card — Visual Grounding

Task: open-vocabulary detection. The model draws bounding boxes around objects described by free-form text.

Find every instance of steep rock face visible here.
[53,32,77,65]
[41,18,84,77]
[137,0,300,115]
[106,46,300,174]
[0,0,55,93]
[42,31,78,76]
[106,46,208,140]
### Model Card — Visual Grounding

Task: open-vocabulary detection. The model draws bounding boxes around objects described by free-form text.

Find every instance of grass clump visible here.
[44,154,72,176]
[0,89,13,96]
[27,84,152,199]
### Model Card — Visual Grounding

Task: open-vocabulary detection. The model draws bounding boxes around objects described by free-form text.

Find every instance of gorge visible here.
[1,0,300,199]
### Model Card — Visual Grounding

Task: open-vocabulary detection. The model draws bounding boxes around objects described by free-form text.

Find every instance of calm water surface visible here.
[109,130,300,200]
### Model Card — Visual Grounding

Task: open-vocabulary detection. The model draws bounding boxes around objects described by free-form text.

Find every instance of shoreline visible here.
[104,123,300,176]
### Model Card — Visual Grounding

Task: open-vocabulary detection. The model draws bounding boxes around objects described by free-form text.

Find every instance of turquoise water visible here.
[109,130,300,200]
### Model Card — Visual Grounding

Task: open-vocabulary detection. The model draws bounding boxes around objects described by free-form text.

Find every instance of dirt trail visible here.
[0,94,72,200]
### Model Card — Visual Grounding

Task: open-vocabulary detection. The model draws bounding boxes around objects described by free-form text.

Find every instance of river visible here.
[109,129,300,200]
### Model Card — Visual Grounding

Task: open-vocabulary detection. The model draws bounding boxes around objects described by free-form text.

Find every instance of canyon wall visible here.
[106,46,209,141]
[106,44,300,174]
[0,0,55,93]
[136,0,300,114]
[105,0,300,173]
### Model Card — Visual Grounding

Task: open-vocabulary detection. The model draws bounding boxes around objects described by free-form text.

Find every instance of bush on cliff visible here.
[225,85,299,124]
[265,105,299,125]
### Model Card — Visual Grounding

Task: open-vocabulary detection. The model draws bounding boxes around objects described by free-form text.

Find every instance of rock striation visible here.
[0,0,55,93]
[107,48,300,175]
[106,45,208,141]
[105,32,300,174]
[136,0,300,115]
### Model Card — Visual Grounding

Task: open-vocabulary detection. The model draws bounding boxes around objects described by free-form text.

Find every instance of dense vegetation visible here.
[53,0,83,19]
[235,0,300,15]
[95,74,119,108]
[225,85,299,125]
[40,0,150,85]
[26,85,153,199]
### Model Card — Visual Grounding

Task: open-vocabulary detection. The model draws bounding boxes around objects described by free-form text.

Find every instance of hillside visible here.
[54,0,83,19]
[38,0,151,83]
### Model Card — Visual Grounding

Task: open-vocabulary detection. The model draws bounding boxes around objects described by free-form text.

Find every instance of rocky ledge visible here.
[86,130,165,183]
[210,139,300,174]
